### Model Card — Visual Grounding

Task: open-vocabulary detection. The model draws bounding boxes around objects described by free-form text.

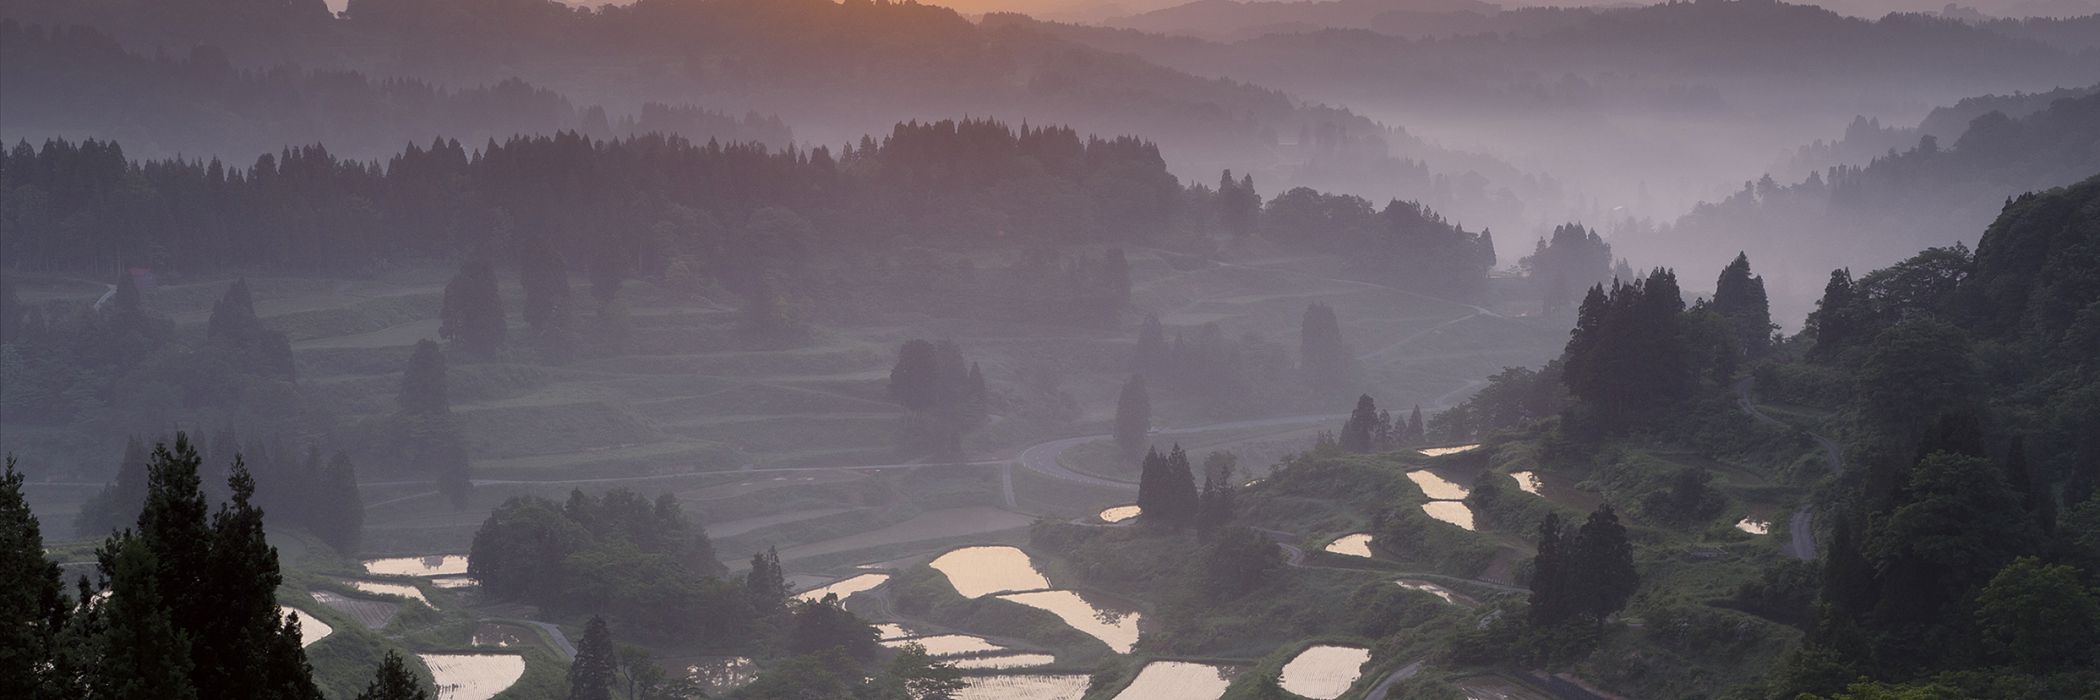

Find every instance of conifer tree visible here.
[353,651,431,700]
[1136,447,1166,523]
[1405,405,1426,446]
[1340,394,1379,453]
[1195,451,1237,537]
[1114,374,1151,460]
[568,616,617,700]
[2,457,67,698]
[1528,512,1573,626]
[92,537,197,700]
[1299,302,1353,396]
[1807,268,1856,361]
[313,452,363,553]
[520,236,577,360]
[399,341,470,508]
[1133,314,1169,377]
[1156,444,1199,526]
[1572,504,1637,629]
[206,279,296,380]
[439,258,505,357]
[76,437,151,537]
[1711,252,1773,358]
[745,546,790,616]
[399,340,450,416]
[888,340,941,412]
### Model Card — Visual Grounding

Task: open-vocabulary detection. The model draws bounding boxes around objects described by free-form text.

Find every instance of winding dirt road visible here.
[1733,377,1842,561]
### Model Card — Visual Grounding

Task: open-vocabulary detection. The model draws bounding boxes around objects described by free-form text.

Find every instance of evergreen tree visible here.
[1157,444,1199,526]
[1572,504,1637,629]
[76,437,151,538]
[1807,268,1856,361]
[1340,394,1379,453]
[1404,405,1426,446]
[206,279,296,380]
[519,236,577,360]
[1133,314,1169,377]
[399,341,471,507]
[353,651,431,700]
[888,340,941,412]
[1298,302,1354,396]
[1710,252,1773,358]
[568,616,617,700]
[1136,447,1167,524]
[439,258,505,357]
[92,537,197,700]
[1195,451,1237,537]
[399,340,450,416]
[1528,512,1573,626]
[200,460,321,700]
[1114,374,1151,460]
[2,457,68,698]
[313,452,364,553]
[745,546,790,616]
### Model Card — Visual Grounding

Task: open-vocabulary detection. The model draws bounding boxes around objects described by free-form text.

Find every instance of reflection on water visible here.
[419,653,525,700]
[429,576,479,589]
[1278,645,1370,700]
[1509,471,1543,495]
[882,634,1005,656]
[1421,501,1477,531]
[955,674,1089,700]
[997,589,1141,654]
[931,546,1050,598]
[1111,661,1236,700]
[1736,518,1770,535]
[794,573,891,603]
[874,623,914,640]
[285,607,332,647]
[1324,533,1374,557]
[363,554,469,577]
[471,622,529,648]
[1407,470,1471,500]
[348,580,433,608]
[1418,444,1482,457]
[685,657,757,691]
[1396,580,1461,605]
[955,653,1057,670]
[1098,505,1141,523]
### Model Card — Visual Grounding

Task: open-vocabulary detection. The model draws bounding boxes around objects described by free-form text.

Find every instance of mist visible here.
[3,0,2096,698]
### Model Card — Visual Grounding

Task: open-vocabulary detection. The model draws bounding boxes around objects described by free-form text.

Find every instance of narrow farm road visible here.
[1733,377,1843,561]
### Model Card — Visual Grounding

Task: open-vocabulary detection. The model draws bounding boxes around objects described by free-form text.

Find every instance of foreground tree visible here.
[354,651,431,700]
[568,617,617,700]
[2,457,67,697]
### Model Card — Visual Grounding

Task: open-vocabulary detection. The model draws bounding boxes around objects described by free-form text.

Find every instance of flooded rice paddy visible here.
[931,546,1050,598]
[285,607,332,647]
[874,623,914,640]
[1421,501,1478,530]
[684,657,757,691]
[1278,645,1371,699]
[347,580,433,608]
[1396,579,1467,605]
[1418,444,1482,457]
[954,674,1089,700]
[794,573,891,603]
[1098,505,1142,523]
[1111,661,1237,700]
[362,554,469,577]
[1736,518,1771,535]
[1406,470,1471,500]
[997,589,1142,653]
[471,622,531,648]
[418,653,525,700]
[429,576,479,589]
[1324,533,1375,557]
[1509,471,1543,495]
[310,590,397,629]
[954,653,1056,669]
[881,633,1004,656]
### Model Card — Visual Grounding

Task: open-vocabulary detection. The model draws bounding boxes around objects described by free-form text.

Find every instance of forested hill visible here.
[1630,92,2100,319]
[0,22,793,161]
[0,122,1493,294]
[0,0,1543,232]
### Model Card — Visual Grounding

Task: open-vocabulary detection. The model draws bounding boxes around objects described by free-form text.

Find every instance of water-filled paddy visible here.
[954,653,1056,669]
[1098,505,1141,523]
[795,573,891,604]
[1418,444,1482,457]
[429,576,479,589]
[310,590,397,629]
[419,653,525,700]
[471,622,531,648]
[685,657,757,691]
[285,607,332,647]
[362,554,469,577]
[1278,645,1371,699]
[997,589,1141,653]
[347,580,433,608]
[1396,580,1464,605]
[1324,533,1375,557]
[1407,470,1471,500]
[874,623,914,640]
[1111,661,1236,700]
[1421,501,1477,530]
[930,546,1050,598]
[1736,518,1770,535]
[882,634,1004,656]
[1509,471,1544,495]
[955,673,1088,700]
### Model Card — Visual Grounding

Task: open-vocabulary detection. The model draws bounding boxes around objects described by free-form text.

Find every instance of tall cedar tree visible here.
[206,279,296,380]
[745,546,790,615]
[519,235,576,359]
[1572,505,1637,628]
[1528,512,1574,626]
[1405,405,1426,446]
[75,437,151,537]
[1299,302,1354,396]
[439,258,505,356]
[1195,451,1237,537]
[1340,394,1380,453]
[314,452,364,552]
[568,616,618,700]
[1133,314,1169,377]
[354,651,432,700]
[888,340,941,412]
[399,340,471,507]
[1561,269,1689,429]
[3,457,68,697]
[1137,444,1199,526]
[1710,252,1773,358]
[1114,374,1151,459]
